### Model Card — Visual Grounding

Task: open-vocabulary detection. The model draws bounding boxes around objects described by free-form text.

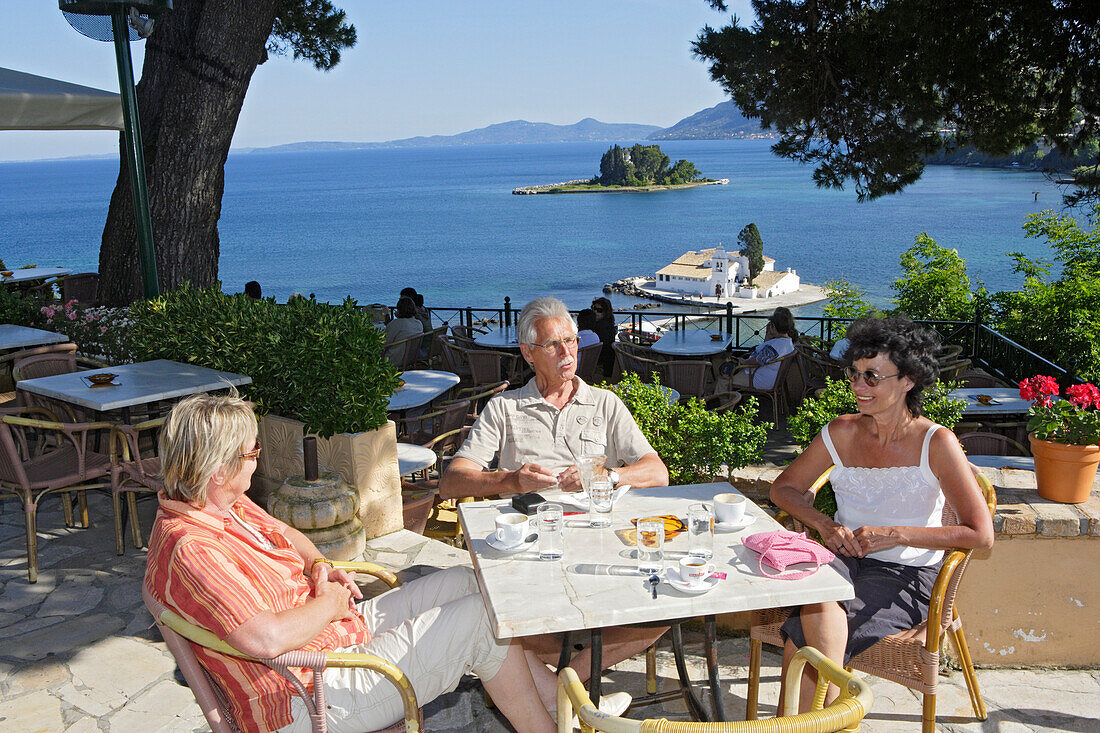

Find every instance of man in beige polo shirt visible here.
[440,296,669,697]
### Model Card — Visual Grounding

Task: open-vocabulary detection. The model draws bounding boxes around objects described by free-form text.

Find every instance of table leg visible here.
[556,631,573,673]
[670,622,710,722]
[589,628,602,710]
[704,614,726,721]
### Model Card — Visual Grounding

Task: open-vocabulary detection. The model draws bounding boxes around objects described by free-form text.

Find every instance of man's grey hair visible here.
[518,296,576,345]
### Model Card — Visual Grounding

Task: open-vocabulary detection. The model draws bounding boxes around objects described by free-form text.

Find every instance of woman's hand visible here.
[853,526,901,555]
[311,562,363,600]
[818,521,863,557]
[314,565,358,622]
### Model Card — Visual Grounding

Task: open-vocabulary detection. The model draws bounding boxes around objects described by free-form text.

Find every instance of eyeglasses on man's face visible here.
[844,366,900,387]
[527,334,579,353]
[239,440,262,460]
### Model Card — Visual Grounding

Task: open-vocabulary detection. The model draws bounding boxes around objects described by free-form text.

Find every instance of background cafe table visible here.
[458,483,853,720]
[474,325,521,349]
[0,267,71,285]
[0,324,68,351]
[397,443,437,477]
[950,387,1031,417]
[387,369,460,413]
[16,359,251,421]
[650,330,734,357]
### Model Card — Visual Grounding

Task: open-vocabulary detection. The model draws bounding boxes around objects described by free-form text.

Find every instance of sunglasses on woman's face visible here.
[844,366,900,387]
[238,440,262,460]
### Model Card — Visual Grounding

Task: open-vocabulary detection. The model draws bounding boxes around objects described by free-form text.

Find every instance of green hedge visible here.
[127,284,399,437]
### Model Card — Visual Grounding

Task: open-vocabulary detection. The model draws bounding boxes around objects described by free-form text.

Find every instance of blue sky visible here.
[0,1,750,162]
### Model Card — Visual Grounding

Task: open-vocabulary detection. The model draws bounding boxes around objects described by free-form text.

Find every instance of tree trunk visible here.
[98,0,280,306]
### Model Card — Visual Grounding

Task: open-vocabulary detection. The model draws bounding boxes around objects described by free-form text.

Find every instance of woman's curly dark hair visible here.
[845,316,940,416]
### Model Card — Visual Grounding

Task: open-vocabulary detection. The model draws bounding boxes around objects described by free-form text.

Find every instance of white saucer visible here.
[485,533,535,553]
[665,568,720,595]
[714,515,756,532]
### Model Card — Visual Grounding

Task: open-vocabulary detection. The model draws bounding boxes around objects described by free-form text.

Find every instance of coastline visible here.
[512,179,729,195]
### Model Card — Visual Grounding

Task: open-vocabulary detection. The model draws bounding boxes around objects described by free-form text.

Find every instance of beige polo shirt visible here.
[454,377,655,472]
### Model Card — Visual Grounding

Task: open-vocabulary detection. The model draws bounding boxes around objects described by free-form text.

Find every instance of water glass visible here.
[537,503,564,560]
[577,454,606,493]
[636,517,664,574]
[688,503,714,559]
[587,477,614,528]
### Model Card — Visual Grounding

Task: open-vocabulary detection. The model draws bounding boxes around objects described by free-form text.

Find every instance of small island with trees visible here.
[512,144,727,194]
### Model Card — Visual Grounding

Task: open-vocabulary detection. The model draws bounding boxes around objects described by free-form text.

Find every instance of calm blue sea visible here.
[1,139,1055,312]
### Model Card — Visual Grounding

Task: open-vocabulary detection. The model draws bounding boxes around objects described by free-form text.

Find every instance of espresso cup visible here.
[713,492,746,525]
[494,514,528,547]
[678,556,715,586]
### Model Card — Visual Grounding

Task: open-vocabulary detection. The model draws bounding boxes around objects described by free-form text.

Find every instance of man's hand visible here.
[555,465,584,493]
[515,462,560,493]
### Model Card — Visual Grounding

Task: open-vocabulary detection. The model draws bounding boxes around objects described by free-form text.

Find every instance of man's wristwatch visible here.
[607,469,620,486]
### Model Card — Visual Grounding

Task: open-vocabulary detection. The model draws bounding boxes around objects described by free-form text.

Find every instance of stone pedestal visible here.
[269,472,366,560]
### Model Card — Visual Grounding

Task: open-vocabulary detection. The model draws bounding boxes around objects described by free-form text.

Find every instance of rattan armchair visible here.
[657,359,713,399]
[384,330,426,370]
[12,352,110,421]
[746,473,997,733]
[466,347,524,387]
[0,342,77,401]
[0,408,114,582]
[441,380,509,423]
[959,431,1029,457]
[110,416,165,554]
[143,561,421,733]
[724,350,799,426]
[558,646,872,733]
[612,341,661,382]
[576,341,603,383]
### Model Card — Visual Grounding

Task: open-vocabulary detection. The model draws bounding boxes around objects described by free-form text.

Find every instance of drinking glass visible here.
[587,477,613,528]
[636,516,664,574]
[577,454,606,494]
[687,503,714,559]
[537,503,564,560]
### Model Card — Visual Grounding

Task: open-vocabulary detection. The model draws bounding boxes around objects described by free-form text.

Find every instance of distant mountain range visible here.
[248,102,769,154]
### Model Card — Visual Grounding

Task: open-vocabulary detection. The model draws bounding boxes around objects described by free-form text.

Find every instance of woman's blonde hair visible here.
[159,390,258,505]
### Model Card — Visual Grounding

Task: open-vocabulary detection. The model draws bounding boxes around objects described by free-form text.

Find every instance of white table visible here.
[967,455,1034,471]
[950,387,1031,416]
[397,443,437,476]
[650,330,733,357]
[16,359,251,420]
[387,370,460,412]
[0,325,68,351]
[474,326,521,350]
[0,267,71,284]
[459,482,852,719]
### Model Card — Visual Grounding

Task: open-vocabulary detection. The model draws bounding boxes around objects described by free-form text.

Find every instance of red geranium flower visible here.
[1066,383,1100,409]
[1020,375,1059,407]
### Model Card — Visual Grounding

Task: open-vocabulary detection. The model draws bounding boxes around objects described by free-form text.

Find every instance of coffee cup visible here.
[678,556,715,586]
[494,514,528,547]
[713,492,746,525]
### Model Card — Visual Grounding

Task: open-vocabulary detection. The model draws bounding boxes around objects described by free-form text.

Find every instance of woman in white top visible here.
[731,306,798,390]
[769,316,993,713]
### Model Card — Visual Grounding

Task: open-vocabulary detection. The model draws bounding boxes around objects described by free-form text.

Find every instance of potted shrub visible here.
[127,284,403,537]
[602,372,769,484]
[1019,375,1100,503]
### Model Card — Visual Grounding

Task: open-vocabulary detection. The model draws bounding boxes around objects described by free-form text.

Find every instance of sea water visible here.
[0,140,1056,308]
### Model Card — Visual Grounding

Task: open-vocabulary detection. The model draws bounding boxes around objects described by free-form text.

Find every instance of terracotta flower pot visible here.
[1029,435,1100,504]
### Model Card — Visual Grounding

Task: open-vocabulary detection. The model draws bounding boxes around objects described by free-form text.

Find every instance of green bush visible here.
[127,283,399,437]
[601,372,769,484]
[0,286,46,327]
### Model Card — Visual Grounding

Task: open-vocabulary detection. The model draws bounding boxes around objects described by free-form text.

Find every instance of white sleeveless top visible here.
[821,422,945,567]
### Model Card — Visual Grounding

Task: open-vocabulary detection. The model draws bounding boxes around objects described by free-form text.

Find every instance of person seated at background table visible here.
[399,286,433,333]
[144,392,566,733]
[440,296,669,685]
[384,295,424,364]
[590,296,617,377]
[730,306,798,390]
[576,308,600,349]
[768,316,994,713]
[244,280,262,301]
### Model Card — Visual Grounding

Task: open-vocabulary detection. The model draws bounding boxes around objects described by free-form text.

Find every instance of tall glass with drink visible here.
[687,503,714,559]
[537,503,564,561]
[577,454,606,493]
[587,476,613,528]
[636,516,664,574]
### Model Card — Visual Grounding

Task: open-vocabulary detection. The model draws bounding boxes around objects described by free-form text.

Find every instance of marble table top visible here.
[458,482,853,639]
[967,455,1034,471]
[950,387,1031,416]
[0,267,71,284]
[474,326,521,349]
[398,443,437,476]
[650,330,733,356]
[16,359,252,412]
[0,325,68,351]
[387,370,460,412]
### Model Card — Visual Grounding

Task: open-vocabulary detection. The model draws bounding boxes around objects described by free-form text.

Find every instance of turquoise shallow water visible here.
[1,139,1055,311]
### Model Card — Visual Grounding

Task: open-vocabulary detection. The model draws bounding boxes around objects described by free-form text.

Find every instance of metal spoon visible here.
[648,574,660,599]
[524,533,538,544]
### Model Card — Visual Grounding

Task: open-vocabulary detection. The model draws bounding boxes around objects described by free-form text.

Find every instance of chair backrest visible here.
[933,473,997,639]
[446,380,509,422]
[466,349,517,387]
[959,431,1029,457]
[61,272,99,306]
[658,360,710,398]
[612,342,658,382]
[384,332,423,370]
[938,358,972,381]
[0,342,77,392]
[438,336,471,377]
[575,342,602,383]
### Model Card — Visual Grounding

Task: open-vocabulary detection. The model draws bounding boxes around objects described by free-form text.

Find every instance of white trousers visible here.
[281,566,508,733]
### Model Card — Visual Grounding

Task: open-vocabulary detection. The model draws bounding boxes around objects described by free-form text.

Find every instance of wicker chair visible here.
[746,472,998,733]
[0,408,114,582]
[657,359,713,399]
[391,399,469,445]
[612,341,661,382]
[143,562,422,733]
[0,342,77,403]
[795,340,845,398]
[938,357,972,382]
[12,352,109,421]
[442,380,509,423]
[724,350,799,426]
[559,646,872,733]
[110,416,166,554]
[576,341,603,383]
[438,335,473,381]
[465,348,523,387]
[383,331,425,370]
[959,431,1029,457]
[60,272,100,306]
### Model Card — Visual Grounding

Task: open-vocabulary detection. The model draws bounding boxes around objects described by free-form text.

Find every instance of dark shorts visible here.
[781,555,939,663]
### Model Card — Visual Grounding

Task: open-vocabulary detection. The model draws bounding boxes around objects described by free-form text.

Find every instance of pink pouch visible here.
[742,529,835,579]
